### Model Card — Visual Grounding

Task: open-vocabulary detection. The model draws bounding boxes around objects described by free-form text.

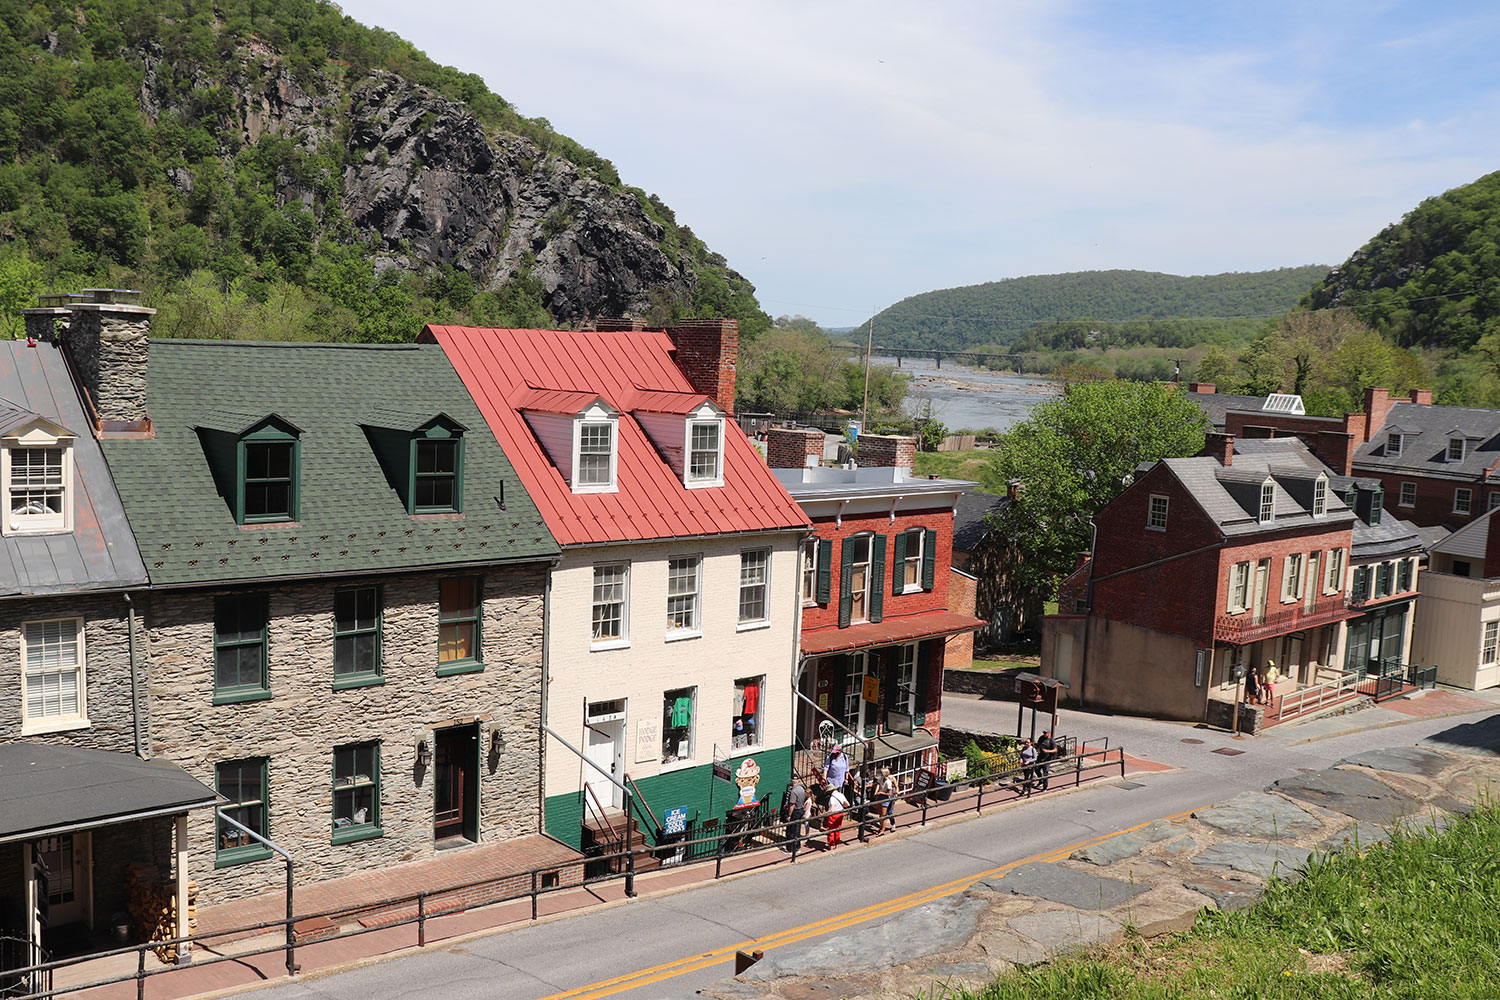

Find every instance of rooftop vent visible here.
[1261,393,1305,414]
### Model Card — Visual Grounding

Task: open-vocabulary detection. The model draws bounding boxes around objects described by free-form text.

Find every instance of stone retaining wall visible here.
[942,667,1024,699]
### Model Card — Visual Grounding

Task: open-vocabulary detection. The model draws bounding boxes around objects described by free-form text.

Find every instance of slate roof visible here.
[1157,439,1356,536]
[953,491,1010,553]
[0,340,148,597]
[1352,401,1500,481]
[0,743,218,843]
[1187,391,1268,429]
[100,340,558,586]
[424,326,810,547]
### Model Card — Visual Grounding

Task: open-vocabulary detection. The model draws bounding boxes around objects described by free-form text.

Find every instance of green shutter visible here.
[891,532,907,596]
[870,534,887,623]
[816,538,833,604]
[914,641,930,726]
[838,539,855,627]
[922,528,937,591]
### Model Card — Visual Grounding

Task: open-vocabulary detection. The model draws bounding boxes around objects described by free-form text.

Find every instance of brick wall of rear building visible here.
[856,434,916,469]
[1363,469,1493,529]
[801,508,956,632]
[766,427,825,469]
[944,569,978,671]
[1224,411,1363,475]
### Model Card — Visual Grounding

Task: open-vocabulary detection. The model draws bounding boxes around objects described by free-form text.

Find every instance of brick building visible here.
[1042,435,1361,723]
[770,430,982,783]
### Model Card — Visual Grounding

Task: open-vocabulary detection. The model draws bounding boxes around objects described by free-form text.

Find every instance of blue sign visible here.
[664,807,688,835]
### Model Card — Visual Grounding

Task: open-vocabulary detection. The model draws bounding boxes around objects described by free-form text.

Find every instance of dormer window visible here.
[1313,475,1328,517]
[240,424,299,523]
[1,417,76,536]
[1259,479,1275,524]
[1448,437,1466,462]
[518,391,620,495]
[1386,432,1402,458]
[412,422,464,513]
[576,421,617,491]
[686,418,723,487]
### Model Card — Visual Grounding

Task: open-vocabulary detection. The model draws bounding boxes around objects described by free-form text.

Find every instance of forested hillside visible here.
[0,0,768,343]
[866,266,1329,350]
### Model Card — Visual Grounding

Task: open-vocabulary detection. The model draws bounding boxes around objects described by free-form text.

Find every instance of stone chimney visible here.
[1201,431,1234,466]
[29,289,153,433]
[856,433,916,472]
[666,318,738,414]
[1188,382,1216,394]
[766,426,824,469]
[1409,388,1433,405]
[1363,387,1393,441]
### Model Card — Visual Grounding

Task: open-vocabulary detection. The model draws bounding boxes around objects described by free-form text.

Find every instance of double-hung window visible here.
[414,438,460,512]
[1312,477,1328,517]
[1282,554,1304,602]
[894,643,918,717]
[1455,488,1473,515]
[332,742,382,843]
[1387,432,1403,457]
[687,421,722,485]
[738,550,769,626]
[576,422,615,489]
[241,437,296,523]
[214,596,269,703]
[802,539,818,603]
[666,557,701,635]
[1227,561,1250,613]
[1324,548,1346,594]
[1449,437,1467,462]
[216,759,270,866]
[21,618,85,732]
[5,445,70,534]
[334,586,382,688]
[591,562,629,646]
[1147,495,1169,530]
[1397,558,1414,592]
[1484,622,1500,666]
[1258,480,1275,524]
[900,528,925,591]
[1399,482,1416,507]
[438,577,482,673]
[847,536,873,623]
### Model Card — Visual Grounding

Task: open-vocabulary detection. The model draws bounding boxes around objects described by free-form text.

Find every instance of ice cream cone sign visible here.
[735,757,761,806]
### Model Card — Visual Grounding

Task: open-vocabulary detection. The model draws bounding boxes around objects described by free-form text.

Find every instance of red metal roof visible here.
[423,325,811,547]
[514,387,613,414]
[627,388,715,414]
[800,610,986,656]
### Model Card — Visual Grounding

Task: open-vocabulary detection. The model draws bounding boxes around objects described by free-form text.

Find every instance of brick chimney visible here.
[27,289,153,433]
[1409,388,1433,405]
[666,318,738,414]
[1200,431,1234,466]
[766,427,824,469]
[856,433,916,472]
[596,317,651,332]
[1363,387,1393,441]
[1188,382,1216,394]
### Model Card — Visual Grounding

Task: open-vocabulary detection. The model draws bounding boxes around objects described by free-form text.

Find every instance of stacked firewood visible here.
[124,864,198,963]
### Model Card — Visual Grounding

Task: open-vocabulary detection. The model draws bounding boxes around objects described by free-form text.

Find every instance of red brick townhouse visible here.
[767,427,982,781]
[1042,434,1360,724]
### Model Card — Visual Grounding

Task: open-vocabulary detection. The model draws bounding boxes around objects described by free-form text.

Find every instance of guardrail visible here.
[2,746,1131,1000]
[1407,664,1438,690]
[1266,670,1362,724]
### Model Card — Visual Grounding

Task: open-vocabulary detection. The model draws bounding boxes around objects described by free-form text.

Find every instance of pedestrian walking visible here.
[1018,738,1038,797]
[780,776,808,855]
[879,766,899,832]
[825,784,848,849]
[1245,666,1261,706]
[1035,730,1060,791]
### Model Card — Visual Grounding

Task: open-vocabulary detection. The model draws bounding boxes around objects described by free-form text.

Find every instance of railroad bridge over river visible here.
[873,346,1028,370]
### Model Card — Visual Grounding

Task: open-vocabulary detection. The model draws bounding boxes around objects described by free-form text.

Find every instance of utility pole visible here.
[860,310,874,432]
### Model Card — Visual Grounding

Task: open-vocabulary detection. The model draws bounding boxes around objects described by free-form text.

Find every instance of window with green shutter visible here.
[815,538,832,605]
[869,534,887,623]
[921,528,937,590]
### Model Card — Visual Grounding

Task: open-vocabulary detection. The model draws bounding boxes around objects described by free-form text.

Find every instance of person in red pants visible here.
[825,783,849,849]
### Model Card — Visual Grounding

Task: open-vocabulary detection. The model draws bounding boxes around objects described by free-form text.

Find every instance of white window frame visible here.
[666,555,702,639]
[1147,494,1169,531]
[847,534,874,624]
[1312,475,1328,518]
[1227,561,1250,613]
[894,643,918,716]
[2,432,76,536]
[1483,621,1499,666]
[1399,482,1416,508]
[684,417,725,489]
[20,617,88,734]
[1489,493,1500,513]
[1281,553,1304,603]
[1448,437,1467,462]
[590,561,630,650]
[842,652,869,734]
[1386,432,1402,458]
[1324,547,1346,595]
[901,527,925,593]
[572,411,618,494]
[1258,479,1275,524]
[737,549,770,629]
[801,538,819,605]
[1455,487,1473,515]
[661,686,697,767]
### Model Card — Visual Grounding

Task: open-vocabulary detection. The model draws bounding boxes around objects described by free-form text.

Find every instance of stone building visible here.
[425,319,811,852]
[0,320,216,972]
[33,299,565,909]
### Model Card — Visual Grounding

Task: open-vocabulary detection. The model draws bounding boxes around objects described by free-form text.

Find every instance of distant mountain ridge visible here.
[868,266,1331,351]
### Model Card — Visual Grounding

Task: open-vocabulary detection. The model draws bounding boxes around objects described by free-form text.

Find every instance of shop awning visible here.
[802,610,985,657]
[0,743,219,844]
[866,730,938,762]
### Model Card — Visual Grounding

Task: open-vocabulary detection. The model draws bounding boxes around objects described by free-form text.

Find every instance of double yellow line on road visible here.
[535,807,1201,1000]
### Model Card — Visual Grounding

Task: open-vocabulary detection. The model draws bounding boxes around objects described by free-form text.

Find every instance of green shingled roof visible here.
[101,340,559,586]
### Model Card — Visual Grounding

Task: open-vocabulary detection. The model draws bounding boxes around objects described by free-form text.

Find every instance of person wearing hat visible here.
[823,743,849,791]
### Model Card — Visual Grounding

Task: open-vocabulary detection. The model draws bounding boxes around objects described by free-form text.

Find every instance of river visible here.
[877,356,1060,433]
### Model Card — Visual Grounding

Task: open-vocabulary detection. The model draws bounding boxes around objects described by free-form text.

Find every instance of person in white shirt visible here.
[825,785,849,849]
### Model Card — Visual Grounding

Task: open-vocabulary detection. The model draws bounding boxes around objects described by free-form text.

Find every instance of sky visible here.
[337,0,1500,327]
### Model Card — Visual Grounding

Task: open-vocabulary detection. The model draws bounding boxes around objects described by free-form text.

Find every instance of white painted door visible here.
[585,722,622,808]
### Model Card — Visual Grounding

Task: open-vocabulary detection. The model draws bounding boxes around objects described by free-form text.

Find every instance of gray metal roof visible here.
[0,743,218,843]
[0,341,148,597]
[1353,401,1500,481]
[1158,439,1355,536]
[772,465,976,499]
[953,491,1010,552]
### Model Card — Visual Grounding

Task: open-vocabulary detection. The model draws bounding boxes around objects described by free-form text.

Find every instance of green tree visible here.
[0,247,43,338]
[995,379,1210,613]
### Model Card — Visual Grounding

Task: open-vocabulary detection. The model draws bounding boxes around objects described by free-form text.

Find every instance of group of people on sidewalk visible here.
[1017,730,1061,796]
[1244,661,1280,706]
[779,744,901,856]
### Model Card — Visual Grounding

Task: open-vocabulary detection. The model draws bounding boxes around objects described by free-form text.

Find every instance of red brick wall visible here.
[801,508,955,632]
[857,434,917,469]
[1216,526,1352,618]
[766,427,824,469]
[1223,411,1361,474]
[1366,469,1493,529]
[945,569,978,666]
[668,318,738,413]
[1090,465,1221,579]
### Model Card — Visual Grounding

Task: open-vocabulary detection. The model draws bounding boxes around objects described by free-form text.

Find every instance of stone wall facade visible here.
[144,563,547,906]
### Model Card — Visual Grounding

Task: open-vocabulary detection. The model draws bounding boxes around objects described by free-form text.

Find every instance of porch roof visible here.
[0,744,219,844]
[801,610,985,656]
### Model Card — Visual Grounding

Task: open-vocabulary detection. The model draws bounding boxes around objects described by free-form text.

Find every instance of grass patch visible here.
[914,449,1005,489]
[967,657,1037,673]
[915,803,1500,1000]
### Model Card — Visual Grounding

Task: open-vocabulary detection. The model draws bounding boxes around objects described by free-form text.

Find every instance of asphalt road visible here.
[255,697,1498,1000]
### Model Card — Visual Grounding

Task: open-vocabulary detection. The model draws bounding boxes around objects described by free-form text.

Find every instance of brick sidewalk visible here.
[1383,689,1494,719]
[57,754,1158,1000]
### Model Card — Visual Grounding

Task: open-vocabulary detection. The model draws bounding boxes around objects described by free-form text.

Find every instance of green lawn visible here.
[913,449,1004,490]
[918,804,1500,999]
[967,658,1037,673]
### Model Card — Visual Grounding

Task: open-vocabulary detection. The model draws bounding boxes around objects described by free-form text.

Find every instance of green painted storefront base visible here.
[544,744,793,850]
